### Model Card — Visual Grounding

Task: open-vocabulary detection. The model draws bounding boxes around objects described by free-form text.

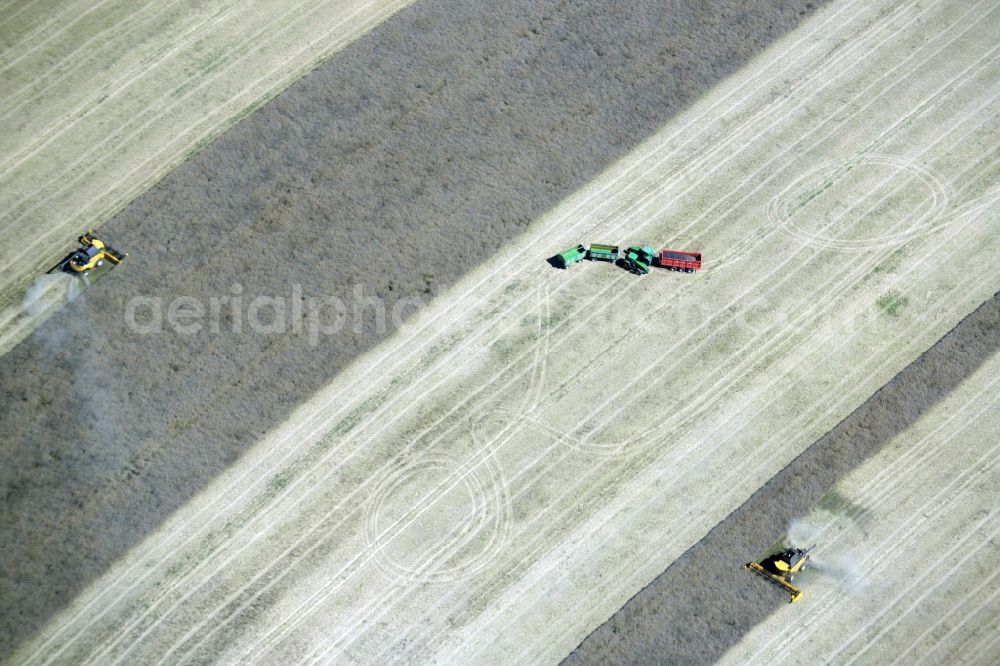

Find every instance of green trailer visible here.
[618,245,656,275]
[587,243,619,262]
[555,244,587,268]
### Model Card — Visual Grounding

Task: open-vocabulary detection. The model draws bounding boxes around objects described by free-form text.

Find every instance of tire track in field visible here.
[456,162,999,666]
[914,585,1000,664]
[566,290,1000,665]
[158,22,960,664]
[0,0,110,71]
[842,519,999,663]
[317,69,997,662]
[246,15,996,664]
[0,0,413,342]
[892,570,1000,664]
[0,0,413,360]
[385,294,999,665]
[0,0,233,161]
[19,5,846,660]
[0,0,189,117]
[5,0,844,660]
[39,2,880,660]
[460,83,1000,652]
[0,0,409,230]
[0,0,49,33]
[744,390,1000,661]
[84,2,992,660]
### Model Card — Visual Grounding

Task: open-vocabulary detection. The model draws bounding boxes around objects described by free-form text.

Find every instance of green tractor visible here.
[618,245,656,275]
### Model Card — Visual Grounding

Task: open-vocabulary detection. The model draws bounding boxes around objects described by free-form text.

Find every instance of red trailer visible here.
[657,249,702,273]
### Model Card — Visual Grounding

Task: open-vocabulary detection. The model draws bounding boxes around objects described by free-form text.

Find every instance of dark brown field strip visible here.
[563,290,1000,666]
[0,0,825,658]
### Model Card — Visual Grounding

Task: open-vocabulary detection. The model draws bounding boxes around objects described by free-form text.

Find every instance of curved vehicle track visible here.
[7,0,998,663]
[0,0,829,659]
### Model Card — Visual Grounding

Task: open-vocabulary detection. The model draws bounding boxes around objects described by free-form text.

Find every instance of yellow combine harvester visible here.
[52,231,126,282]
[745,545,814,603]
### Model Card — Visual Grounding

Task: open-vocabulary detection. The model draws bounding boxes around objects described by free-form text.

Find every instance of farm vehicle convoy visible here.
[553,243,702,274]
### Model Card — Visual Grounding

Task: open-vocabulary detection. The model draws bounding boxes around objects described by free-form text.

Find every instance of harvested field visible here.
[3,0,999,663]
[0,0,413,354]
[0,0,826,658]
[566,291,1000,665]
[720,338,1000,665]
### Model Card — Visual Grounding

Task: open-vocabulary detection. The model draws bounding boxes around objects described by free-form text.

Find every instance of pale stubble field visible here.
[9,0,998,663]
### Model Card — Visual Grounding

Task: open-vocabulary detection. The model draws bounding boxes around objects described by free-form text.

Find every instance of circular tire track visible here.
[363,417,511,584]
[770,154,951,250]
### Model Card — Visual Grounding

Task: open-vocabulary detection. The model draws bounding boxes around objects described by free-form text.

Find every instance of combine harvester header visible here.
[745,545,815,603]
